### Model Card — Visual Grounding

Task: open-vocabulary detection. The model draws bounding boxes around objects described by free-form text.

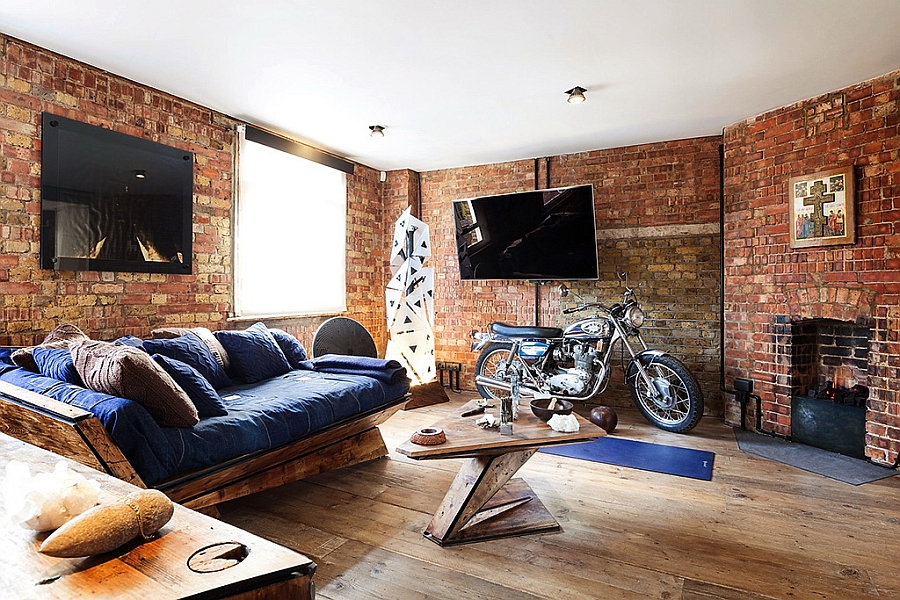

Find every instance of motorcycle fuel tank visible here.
[563,319,610,338]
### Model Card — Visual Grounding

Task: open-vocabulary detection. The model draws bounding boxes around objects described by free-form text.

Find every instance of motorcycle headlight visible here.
[625,306,645,329]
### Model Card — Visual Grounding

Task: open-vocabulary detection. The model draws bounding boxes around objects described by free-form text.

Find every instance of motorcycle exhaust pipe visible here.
[474,375,513,391]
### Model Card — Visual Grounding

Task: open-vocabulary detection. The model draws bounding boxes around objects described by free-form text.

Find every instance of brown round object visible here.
[410,427,447,445]
[589,406,618,433]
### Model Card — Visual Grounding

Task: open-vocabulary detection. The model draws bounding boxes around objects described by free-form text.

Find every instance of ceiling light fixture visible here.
[369,125,385,138]
[134,170,146,179]
[565,86,587,104]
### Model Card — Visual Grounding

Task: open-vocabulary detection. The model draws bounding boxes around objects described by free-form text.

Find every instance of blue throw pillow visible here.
[269,328,308,368]
[213,322,291,384]
[32,347,83,385]
[143,333,232,389]
[114,335,145,348]
[152,354,227,419]
[0,347,16,365]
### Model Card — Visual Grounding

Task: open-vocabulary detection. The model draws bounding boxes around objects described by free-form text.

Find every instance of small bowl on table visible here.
[530,398,574,421]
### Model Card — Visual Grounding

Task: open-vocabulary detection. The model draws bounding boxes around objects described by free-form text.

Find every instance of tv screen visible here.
[40,113,193,274]
[452,184,599,281]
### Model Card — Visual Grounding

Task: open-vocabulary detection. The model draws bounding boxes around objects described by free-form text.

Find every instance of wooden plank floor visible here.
[218,394,900,599]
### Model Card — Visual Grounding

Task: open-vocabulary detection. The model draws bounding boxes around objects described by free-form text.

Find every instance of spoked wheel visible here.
[474,342,513,400]
[627,353,704,433]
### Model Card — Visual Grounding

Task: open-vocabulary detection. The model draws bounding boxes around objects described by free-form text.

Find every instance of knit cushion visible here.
[70,339,198,427]
[213,322,291,384]
[143,333,231,389]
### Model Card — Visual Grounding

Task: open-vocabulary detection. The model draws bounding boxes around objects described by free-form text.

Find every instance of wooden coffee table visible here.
[0,433,316,599]
[397,399,605,546]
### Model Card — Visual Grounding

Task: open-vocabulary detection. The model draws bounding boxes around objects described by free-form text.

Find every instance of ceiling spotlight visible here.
[565,86,587,104]
[369,125,385,138]
[134,170,146,179]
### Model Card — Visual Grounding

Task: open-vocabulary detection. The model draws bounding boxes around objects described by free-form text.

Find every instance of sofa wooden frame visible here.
[0,380,408,511]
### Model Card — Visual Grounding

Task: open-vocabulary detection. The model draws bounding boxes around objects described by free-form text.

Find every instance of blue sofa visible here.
[0,324,410,510]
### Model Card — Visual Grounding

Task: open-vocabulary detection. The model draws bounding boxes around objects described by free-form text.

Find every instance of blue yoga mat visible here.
[540,436,715,480]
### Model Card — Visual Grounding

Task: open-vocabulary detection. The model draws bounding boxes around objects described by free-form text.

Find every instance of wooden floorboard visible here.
[218,393,900,599]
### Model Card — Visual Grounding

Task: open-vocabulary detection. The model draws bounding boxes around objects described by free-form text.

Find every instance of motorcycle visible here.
[471,276,704,433]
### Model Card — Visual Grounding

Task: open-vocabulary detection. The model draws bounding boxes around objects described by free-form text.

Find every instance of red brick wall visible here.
[2,34,723,420]
[0,35,385,351]
[723,69,900,463]
[407,139,724,414]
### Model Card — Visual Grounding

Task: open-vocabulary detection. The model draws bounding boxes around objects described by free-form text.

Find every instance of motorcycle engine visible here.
[547,342,600,396]
[548,369,592,395]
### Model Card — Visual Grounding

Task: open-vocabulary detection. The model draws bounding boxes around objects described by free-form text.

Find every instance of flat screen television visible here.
[40,113,193,274]
[452,184,599,281]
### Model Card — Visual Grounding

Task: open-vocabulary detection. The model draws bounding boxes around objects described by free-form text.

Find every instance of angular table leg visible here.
[423,449,560,545]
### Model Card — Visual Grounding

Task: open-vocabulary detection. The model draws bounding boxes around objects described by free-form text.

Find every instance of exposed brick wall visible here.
[723,69,900,463]
[0,35,234,343]
[2,34,725,423]
[0,35,386,352]
[409,139,724,415]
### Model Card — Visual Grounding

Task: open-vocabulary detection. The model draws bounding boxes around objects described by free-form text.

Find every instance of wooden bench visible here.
[0,379,408,512]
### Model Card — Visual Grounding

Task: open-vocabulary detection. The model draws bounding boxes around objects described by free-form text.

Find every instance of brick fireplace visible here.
[752,306,900,465]
[723,68,900,467]
[780,317,871,458]
[788,318,871,404]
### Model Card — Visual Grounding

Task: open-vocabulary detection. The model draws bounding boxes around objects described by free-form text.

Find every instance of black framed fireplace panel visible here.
[40,113,194,274]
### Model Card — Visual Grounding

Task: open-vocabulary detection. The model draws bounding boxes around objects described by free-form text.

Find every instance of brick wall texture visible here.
[723,69,900,463]
[0,35,387,353]
[8,34,898,439]
[411,139,723,415]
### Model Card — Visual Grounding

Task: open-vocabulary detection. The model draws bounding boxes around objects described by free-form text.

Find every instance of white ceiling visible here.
[2,1,900,172]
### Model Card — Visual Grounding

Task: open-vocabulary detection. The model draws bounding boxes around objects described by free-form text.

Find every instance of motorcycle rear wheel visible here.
[626,353,704,433]
[474,342,514,400]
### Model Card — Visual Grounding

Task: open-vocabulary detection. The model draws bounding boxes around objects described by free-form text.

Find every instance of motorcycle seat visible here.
[490,322,563,339]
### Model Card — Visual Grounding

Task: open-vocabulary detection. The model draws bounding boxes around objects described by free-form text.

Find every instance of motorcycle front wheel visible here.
[474,342,514,400]
[626,353,704,433]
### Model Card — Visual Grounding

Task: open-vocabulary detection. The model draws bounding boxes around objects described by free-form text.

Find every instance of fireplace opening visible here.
[789,318,870,459]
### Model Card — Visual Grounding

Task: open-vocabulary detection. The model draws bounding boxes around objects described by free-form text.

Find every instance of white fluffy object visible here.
[3,460,101,531]
[475,413,500,428]
[547,414,580,433]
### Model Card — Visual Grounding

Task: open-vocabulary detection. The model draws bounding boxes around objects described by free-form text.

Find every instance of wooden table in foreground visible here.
[0,433,316,600]
[397,399,605,546]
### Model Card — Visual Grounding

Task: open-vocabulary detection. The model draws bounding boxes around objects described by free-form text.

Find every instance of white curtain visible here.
[235,125,347,317]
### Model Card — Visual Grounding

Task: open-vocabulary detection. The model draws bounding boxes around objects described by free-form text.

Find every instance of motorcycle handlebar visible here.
[563,302,606,314]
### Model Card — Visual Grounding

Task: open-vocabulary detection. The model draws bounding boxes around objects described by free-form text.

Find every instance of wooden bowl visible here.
[410,427,447,445]
[530,398,574,421]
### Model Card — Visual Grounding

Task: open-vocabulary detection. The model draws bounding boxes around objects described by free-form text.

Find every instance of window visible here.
[235,125,352,317]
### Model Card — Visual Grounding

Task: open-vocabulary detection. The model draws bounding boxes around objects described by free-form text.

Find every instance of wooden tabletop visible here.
[0,433,315,599]
[396,399,605,460]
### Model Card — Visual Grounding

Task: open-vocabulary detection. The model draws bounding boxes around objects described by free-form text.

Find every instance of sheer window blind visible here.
[235,125,349,317]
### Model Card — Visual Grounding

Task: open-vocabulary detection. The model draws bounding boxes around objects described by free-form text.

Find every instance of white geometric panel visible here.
[386,205,436,385]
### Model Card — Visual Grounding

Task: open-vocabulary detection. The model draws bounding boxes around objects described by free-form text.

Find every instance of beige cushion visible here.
[188,327,231,371]
[70,339,199,427]
[12,324,90,372]
[150,327,192,339]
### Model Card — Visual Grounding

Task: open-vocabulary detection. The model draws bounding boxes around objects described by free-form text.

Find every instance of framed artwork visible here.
[788,166,855,248]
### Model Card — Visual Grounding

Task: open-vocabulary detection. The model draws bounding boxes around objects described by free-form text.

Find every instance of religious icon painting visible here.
[788,166,856,248]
